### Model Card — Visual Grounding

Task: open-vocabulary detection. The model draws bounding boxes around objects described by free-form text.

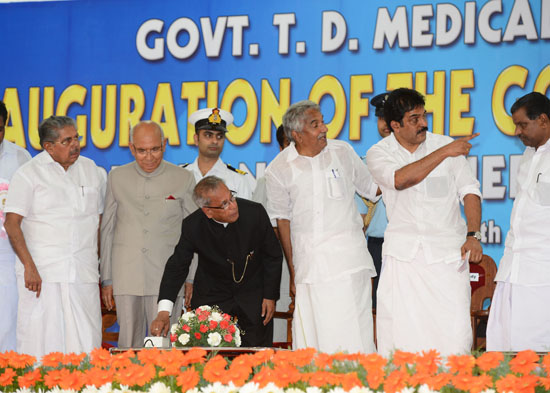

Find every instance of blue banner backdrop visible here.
[1,0,549,264]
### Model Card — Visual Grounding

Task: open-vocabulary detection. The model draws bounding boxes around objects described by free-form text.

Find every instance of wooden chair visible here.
[272,298,295,349]
[101,304,119,349]
[469,254,497,350]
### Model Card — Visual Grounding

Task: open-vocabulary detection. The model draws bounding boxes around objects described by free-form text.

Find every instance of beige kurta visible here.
[100,160,196,296]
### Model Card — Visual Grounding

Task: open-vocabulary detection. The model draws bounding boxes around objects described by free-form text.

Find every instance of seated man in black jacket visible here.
[151,175,282,346]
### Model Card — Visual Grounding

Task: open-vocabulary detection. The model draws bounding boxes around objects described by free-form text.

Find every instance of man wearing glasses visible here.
[99,121,196,348]
[151,176,282,347]
[366,88,482,356]
[4,116,106,358]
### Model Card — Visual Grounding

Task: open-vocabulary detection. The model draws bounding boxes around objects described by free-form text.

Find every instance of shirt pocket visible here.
[82,186,100,214]
[535,175,550,206]
[326,169,345,200]
[425,174,449,199]
[162,198,182,221]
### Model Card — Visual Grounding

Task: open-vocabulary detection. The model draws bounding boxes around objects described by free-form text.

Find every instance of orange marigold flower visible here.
[358,352,388,373]
[289,347,316,367]
[339,372,363,391]
[41,351,66,368]
[226,362,252,386]
[314,353,334,369]
[83,366,115,387]
[17,368,42,388]
[539,376,550,390]
[110,352,134,369]
[542,354,550,375]
[272,364,302,388]
[366,368,385,390]
[496,374,520,393]
[251,366,275,388]
[58,369,85,391]
[44,369,70,388]
[423,372,452,390]
[514,374,539,393]
[115,363,156,387]
[0,367,16,387]
[384,370,409,393]
[451,373,476,391]
[509,350,540,375]
[0,352,8,368]
[468,374,494,393]
[447,354,476,375]
[272,350,295,366]
[476,351,504,372]
[231,354,254,370]
[183,347,207,365]
[392,350,417,369]
[137,347,162,365]
[62,352,86,366]
[89,347,112,368]
[308,371,333,387]
[7,352,35,369]
[416,349,441,375]
[250,349,274,366]
[176,368,200,391]
[203,355,228,383]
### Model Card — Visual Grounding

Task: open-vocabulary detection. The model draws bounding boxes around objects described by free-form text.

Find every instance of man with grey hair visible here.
[151,176,282,346]
[265,100,379,353]
[100,120,196,348]
[4,115,106,358]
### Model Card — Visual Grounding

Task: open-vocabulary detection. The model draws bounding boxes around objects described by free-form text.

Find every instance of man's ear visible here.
[193,132,199,146]
[291,130,300,143]
[43,141,54,154]
[201,206,213,219]
[390,120,401,133]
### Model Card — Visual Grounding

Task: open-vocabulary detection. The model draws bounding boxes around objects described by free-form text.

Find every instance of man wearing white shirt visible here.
[4,116,106,358]
[266,100,379,353]
[366,88,482,356]
[0,100,31,351]
[487,92,550,351]
[182,108,257,308]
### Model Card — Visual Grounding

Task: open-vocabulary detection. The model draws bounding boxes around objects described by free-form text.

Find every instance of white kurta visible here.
[184,157,256,200]
[0,140,31,352]
[487,138,550,351]
[366,132,481,357]
[5,151,106,358]
[266,139,378,353]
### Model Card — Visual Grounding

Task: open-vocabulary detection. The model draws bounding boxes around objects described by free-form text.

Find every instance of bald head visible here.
[129,121,166,173]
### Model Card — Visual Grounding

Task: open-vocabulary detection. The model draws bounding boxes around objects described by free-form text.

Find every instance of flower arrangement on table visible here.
[1,348,550,393]
[171,305,242,348]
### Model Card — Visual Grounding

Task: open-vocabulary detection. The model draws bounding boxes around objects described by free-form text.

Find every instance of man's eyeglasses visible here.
[55,135,83,146]
[204,190,237,210]
[134,146,163,156]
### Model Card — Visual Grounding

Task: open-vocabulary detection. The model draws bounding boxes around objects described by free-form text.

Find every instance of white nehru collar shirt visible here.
[4,151,106,283]
[366,132,481,264]
[496,137,550,285]
[265,139,379,284]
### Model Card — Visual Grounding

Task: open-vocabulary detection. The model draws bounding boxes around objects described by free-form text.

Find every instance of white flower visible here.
[180,312,194,322]
[15,388,34,393]
[81,387,100,393]
[418,385,437,393]
[170,323,178,334]
[207,332,222,346]
[480,390,496,393]
[239,382,260,393]
[149,381,171,393]
[349,387,373,393]
[285,388,305,393]
[178,333,190,345]
[397,388,415,393]
[234,330,241,347]
[97,383,113,393]
[200,382,228,393]
[326,388,346,393]
[187,389,200,393]
[198,305,212,312]
[210,311,223,322]
[258,382,284,393]
[305,388,323,393]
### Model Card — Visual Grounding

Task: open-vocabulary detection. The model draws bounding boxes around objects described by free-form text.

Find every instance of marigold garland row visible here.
[1,348,550,393]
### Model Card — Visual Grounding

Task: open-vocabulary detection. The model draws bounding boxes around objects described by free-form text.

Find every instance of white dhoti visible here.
[0,254,17,351]
[487,281,550,352]
[16,277,101,359]
[293,269,375,354]
[377,249,472,357]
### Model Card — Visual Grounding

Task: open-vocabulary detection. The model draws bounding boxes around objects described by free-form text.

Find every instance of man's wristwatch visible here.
[467,231,482,241]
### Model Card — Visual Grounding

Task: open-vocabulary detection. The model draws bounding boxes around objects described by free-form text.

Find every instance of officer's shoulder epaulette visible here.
[226,163,247,175]
[180,163,190,168]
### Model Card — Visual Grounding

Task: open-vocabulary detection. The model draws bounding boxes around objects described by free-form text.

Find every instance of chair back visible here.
[469,254,497,311]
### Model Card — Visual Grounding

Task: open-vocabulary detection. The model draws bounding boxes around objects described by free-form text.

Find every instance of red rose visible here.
[199,324,208,333]
[170,333,177,342]
[220,320,229,329]
[183,324,191,332]
[209,320,218,329]
[195,332,202,339]
[228,325,236,334]
[224,334,233,342]
[198,314,208,322]
[223,313,231,321]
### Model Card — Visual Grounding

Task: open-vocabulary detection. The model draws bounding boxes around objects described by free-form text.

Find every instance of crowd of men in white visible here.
[0,88,548,360]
